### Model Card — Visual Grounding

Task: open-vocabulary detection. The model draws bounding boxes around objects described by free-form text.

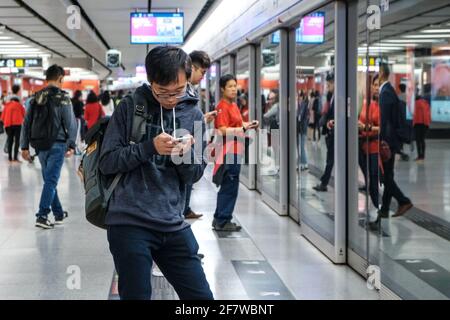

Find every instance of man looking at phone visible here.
[99,46,212,300]
[183,50,215,220]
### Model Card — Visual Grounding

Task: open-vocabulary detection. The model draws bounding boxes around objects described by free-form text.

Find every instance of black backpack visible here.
[28,88,67,151]
[79,92,153,229]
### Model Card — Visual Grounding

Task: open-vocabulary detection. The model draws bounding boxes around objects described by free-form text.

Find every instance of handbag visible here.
[379,140,392,162]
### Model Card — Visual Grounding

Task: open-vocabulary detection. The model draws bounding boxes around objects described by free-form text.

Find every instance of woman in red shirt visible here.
[84,91,105,130]
[413,96,431,161]
[1,97,25,162]
[358,75,381,209]
[213,74,258,231]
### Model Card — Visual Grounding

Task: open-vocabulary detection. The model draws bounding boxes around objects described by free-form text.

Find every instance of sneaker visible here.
[54,211,68,225]
[35,217,54,229]
[313,184,328,192]
[214,222,242,232]
[152,264,164,277]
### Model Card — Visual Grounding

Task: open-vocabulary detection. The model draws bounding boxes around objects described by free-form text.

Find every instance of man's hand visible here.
[65,148,74,158]
[154,132,176,155]
[246,120,259,130]
[204,111,218,124]
[172,135,194,156]
[22,150,32,162]
[327,120,335,130]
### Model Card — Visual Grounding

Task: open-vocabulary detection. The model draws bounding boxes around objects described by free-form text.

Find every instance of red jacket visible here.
[84,102,105,130]
[359,101,380,154]
[413,98,431,126]
[1,100,25,128]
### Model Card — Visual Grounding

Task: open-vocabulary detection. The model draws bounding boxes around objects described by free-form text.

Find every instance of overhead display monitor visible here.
[130,12,184,44]
[271,12,325,45]
[298,11,325,44]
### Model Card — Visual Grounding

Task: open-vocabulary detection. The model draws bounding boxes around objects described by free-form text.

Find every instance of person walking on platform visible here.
[21,65,77,229]
[84,91,105,130]
[313,73,335,192]
[71,90,84,155]
[1,85,25,163]
[376,64,413,221]
[413,93,431,162]
[212,74,259,231]
[99,46,213,300]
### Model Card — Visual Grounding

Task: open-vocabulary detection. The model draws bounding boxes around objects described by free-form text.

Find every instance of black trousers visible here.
[414,124,428,159]
[381,156,411,213]
[5,125,21,161]
[320,134,334,186]
[359,152,379,208]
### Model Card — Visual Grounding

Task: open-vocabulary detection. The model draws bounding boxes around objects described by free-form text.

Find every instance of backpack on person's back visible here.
[78,91,153,229]
[27,87,69,151]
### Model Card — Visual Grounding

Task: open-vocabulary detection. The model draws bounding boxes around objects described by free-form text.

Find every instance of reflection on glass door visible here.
[349,0,450,300]
[236,46,256,189]
[208,63,218,111]
[257,30,287,214]
[294,3,336,244]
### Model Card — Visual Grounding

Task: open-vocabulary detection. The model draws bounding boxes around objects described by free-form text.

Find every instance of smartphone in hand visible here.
[175,136,191,144]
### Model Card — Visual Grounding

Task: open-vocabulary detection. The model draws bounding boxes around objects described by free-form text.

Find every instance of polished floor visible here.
[0,134,377,300]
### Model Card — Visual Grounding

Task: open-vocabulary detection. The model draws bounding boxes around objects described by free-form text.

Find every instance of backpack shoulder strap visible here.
[129,91,153,144]
[104,173,122,201]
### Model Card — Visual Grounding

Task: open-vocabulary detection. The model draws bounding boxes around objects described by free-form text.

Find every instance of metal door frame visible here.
[299,0,347,264]
[256,29,289,216]
[238,45,257,190]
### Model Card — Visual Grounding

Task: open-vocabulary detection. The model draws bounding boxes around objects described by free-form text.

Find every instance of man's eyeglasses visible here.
[193,65,207,76]
[151,84,187,100]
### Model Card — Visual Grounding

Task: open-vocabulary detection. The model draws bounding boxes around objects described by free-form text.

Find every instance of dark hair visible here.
[399,83,406,93]
[145,46,192,86]
[190,50,211,69]
[379,63,390,77]
[73,90,82,100]
[373,74,380,84]
[45,64,65,81]
[11,84,20,95]
[219,74,237,89]
[101,91,111,106]
[269,88,280,104]
[326,72,334,83]
[270,88,279,97]
[86,91,98,104]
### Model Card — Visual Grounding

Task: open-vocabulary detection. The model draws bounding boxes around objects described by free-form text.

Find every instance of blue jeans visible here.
[298,133,308,165]
[214,158,241,226]
[37,143,66,219]
[107,225,213,300]
[183,184,193,216]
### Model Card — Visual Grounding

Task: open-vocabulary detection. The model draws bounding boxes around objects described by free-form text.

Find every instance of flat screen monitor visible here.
[271,12,325,44]
[298,12,325,44]
[131,12,184,44]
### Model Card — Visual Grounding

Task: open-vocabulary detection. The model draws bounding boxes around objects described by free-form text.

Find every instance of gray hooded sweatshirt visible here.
[99,84,207,232]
